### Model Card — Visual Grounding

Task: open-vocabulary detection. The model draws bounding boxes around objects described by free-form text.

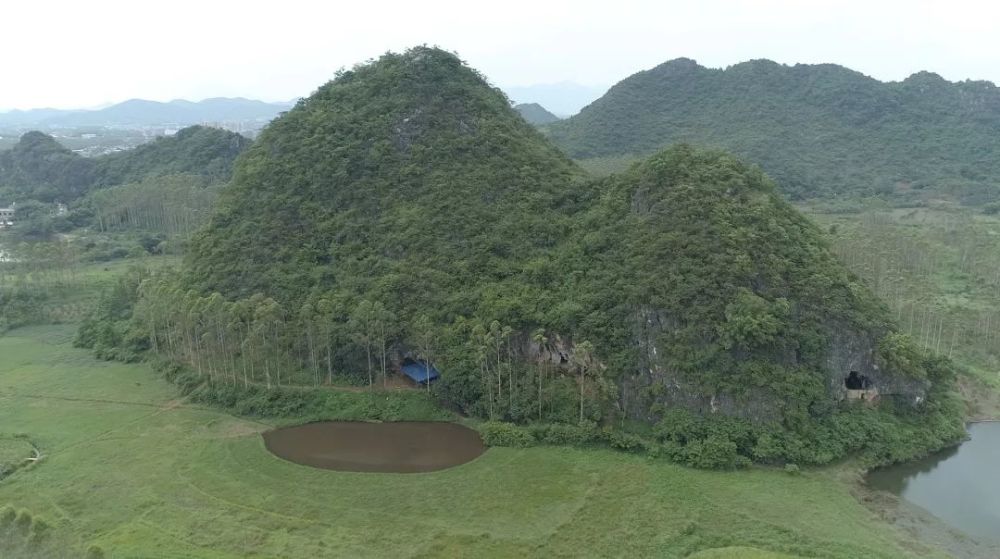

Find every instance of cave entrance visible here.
[845,371,871,390]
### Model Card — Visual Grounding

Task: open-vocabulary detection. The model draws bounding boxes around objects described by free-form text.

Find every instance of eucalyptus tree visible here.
[350,300,377,388]
[372,302,396,387]
[413,315,437,394]
[572,340,595,423]
[532,328,548,420]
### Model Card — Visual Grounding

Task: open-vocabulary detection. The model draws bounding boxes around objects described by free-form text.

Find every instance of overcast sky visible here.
[3,0,999,111]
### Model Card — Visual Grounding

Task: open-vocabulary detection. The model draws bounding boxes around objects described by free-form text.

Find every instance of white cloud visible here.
[2,0,998,110]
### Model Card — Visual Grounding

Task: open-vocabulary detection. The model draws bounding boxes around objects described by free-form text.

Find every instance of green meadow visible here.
[0,324,946,558]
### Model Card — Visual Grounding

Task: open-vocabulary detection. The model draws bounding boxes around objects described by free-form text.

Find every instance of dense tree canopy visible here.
[546,58,1000,203]
[81,48,964,467]
[92,126,250,187]
[0,126,249,204]
[0,132,96,202]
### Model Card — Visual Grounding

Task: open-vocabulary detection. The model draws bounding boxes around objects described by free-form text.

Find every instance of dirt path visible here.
[0,390,197,410]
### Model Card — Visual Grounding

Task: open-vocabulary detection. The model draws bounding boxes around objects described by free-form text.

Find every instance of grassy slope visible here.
[0,325,944,558]
[0,439,33,472]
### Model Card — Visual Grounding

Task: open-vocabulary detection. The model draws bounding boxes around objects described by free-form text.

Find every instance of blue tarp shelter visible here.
[400,361,440,384]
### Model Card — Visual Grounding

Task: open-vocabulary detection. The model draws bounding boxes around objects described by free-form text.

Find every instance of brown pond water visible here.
[262,421,485,473]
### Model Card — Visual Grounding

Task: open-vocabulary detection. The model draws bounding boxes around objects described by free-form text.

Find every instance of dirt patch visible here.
[262,421,485,473]
[217,422,267,439]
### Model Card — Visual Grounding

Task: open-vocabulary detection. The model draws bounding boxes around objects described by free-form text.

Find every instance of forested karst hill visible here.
[0,126,249,203]
[93,126,251,186]
[546,58,1000,202]
[187,47,586,307]
[167,47,963,466]
[0,131,96,201]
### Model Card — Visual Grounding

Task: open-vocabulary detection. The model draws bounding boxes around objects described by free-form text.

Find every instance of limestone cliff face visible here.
[822,325,930,404]
[616,307,930,425]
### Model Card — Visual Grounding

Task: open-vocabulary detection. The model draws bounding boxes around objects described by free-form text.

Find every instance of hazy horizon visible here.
[4,0,1000,112]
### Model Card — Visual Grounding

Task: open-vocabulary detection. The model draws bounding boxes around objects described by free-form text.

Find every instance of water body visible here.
[263,421,485,473]
[867,422,1000,541]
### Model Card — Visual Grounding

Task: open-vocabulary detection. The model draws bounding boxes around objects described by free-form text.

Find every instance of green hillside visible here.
[514,102,561,125]
[187,47,585,305]
[82,47,964,468]
[92,125,250,187]
[0,132,96,202]
[546,58,1000,203]
[0,126,249,205]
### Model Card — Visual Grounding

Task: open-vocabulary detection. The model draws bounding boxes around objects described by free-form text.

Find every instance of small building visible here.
[400,360,440,385]
[0,205,14,228]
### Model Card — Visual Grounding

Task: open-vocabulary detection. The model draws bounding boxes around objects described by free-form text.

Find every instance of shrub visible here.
[684,436,745,469]
[30,517,49,537]
[602,429,648,453]
[751,432,785,462]
[0,506,15,528]
[478,422,536,448]
[85,545,106,559]
[14,509,32,534]
[533,422,598,446]
[784,463,801,475]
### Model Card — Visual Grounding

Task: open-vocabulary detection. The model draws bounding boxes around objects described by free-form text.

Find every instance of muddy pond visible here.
[867,421,1000,542]
[262,421,485,473]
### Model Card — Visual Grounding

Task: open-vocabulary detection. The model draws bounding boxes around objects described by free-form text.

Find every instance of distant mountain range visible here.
[545,58,1000,204]
[0,97,295,129]
[504,82,608,116]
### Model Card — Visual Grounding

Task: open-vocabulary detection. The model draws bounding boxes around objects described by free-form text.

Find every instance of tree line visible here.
[77,272,613,424]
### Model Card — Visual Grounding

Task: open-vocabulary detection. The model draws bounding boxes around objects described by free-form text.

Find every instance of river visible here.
[867,421,1000,542]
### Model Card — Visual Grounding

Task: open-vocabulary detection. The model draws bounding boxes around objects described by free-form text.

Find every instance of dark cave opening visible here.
[845,371,872,390]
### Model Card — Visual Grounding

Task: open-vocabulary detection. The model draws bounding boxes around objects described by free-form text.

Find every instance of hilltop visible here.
[93,126,251,186]
[0,126,249,204]
[0,131,96,202]
[546,58,1000,203]
[82,47,962,468]
[187,47,585,306]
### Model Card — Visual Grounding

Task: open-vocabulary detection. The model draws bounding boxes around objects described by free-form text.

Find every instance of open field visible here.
[0,325,951,558]
[0,250,181,329]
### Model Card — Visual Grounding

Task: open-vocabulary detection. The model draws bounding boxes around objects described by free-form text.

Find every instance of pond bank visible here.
[262,421,485,473]
[855,421,1000,558]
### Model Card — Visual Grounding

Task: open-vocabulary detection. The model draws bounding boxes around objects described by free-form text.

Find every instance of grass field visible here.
[0,437,34,475]
[0,325,950,558]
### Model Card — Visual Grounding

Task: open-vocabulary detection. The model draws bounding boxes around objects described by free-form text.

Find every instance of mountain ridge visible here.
[0,97,294,129]
[546,57,1000,202]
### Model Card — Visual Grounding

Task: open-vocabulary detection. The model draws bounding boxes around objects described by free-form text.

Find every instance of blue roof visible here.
[401,361,440,384]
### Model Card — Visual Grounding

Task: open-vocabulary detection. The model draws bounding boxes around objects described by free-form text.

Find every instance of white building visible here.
[0,205,14,227]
